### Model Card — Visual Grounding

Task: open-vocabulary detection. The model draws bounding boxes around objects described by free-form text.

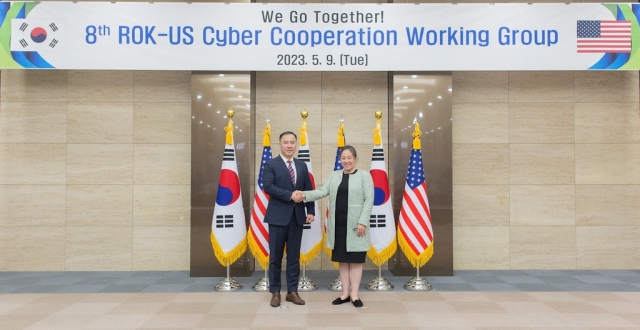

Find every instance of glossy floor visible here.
[1,270,640,329]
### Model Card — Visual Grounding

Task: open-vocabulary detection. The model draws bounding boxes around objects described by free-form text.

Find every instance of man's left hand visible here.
[306,215,314,224]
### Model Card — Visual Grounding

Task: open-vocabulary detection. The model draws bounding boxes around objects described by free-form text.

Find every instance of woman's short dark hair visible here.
[340,145,357,158]
[279,131,297,141]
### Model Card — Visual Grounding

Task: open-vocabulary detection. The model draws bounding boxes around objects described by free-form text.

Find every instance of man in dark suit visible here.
[262,131,315,307]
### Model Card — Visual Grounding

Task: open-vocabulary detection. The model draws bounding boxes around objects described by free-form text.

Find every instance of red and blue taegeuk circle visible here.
[216,169,241,206]
[30,27,47,43]
[371,169,390,206]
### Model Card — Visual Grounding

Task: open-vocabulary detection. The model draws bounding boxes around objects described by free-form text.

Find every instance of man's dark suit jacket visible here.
[262,155,315,225]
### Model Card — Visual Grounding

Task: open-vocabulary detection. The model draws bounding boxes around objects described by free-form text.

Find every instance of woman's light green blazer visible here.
[304,169,374,252]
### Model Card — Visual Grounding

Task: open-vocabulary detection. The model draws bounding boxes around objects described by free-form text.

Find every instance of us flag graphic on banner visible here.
[577,20,631,53]
[397,119,434,268]
[211,111,247,267]
[247,120,272,270]
[11,19,66,51]
[298,112,322,266]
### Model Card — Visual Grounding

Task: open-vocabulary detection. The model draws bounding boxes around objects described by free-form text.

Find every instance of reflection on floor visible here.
[1,270,640,329]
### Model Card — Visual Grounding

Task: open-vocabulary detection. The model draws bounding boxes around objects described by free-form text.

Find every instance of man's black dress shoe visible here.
[332,296,350,305]
[351,299,363,308]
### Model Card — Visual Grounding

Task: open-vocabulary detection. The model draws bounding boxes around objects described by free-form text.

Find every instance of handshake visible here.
[291,190,306,203]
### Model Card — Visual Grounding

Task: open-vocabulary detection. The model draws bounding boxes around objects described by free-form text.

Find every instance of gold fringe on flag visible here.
[367,241,398,267]
[398,233,434,268]
[225,109,234,145]
[210,231,247,267]
[320,231,339,269]
[247,228,269,269]
[300,240,323,267]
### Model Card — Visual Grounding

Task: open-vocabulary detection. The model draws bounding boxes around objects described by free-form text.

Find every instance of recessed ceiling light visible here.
[437,95,442,99]
[411,75,417,78]
[230,85,234,88]
[428,102,433,106]
[207,103,211,107]
[197,95,202,99]
[219,74,225,77]
[403,86,408,89]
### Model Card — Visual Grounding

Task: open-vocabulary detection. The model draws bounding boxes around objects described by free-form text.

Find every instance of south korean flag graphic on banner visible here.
[11,19,66,52]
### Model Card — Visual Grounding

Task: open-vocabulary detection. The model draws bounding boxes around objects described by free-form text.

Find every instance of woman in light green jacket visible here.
[301,146,374,308]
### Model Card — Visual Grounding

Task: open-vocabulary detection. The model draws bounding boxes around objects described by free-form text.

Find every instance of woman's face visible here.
[340,149,356,173]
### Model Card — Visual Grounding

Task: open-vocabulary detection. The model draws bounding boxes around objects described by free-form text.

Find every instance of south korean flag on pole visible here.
[11,19,66,52]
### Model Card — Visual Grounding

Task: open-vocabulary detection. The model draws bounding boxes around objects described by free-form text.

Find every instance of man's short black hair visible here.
[279,131,297,141]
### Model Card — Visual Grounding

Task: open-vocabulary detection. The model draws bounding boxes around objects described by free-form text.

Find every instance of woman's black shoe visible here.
[332,296,350,305]
[351,299,363,308]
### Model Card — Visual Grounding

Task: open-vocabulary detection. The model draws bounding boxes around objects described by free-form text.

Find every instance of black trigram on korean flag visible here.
[49,22,59,32]
[18,39,28,48]
[223,148,235,161]
[49,39,58,48]
[372,148,385,161]
[215,215,233,228]
[297,149,310,162]
[303,223,311,230]
[19,22,28,32]
[370,214,386,228]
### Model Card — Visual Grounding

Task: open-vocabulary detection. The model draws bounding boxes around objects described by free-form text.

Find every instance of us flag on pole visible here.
[247,126,272,270]
[577,20,631,53]
[323,120,345,262]
[397,126,433,268]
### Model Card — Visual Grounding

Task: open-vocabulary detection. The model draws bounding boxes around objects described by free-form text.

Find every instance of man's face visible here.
[279,133,297,158]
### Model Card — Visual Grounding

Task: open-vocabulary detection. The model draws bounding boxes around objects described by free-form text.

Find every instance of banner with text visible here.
[1,2,639,70]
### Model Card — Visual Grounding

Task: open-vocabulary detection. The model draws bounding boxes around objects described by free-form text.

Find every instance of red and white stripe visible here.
[398,181,433,256]
[249,183,270,262]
